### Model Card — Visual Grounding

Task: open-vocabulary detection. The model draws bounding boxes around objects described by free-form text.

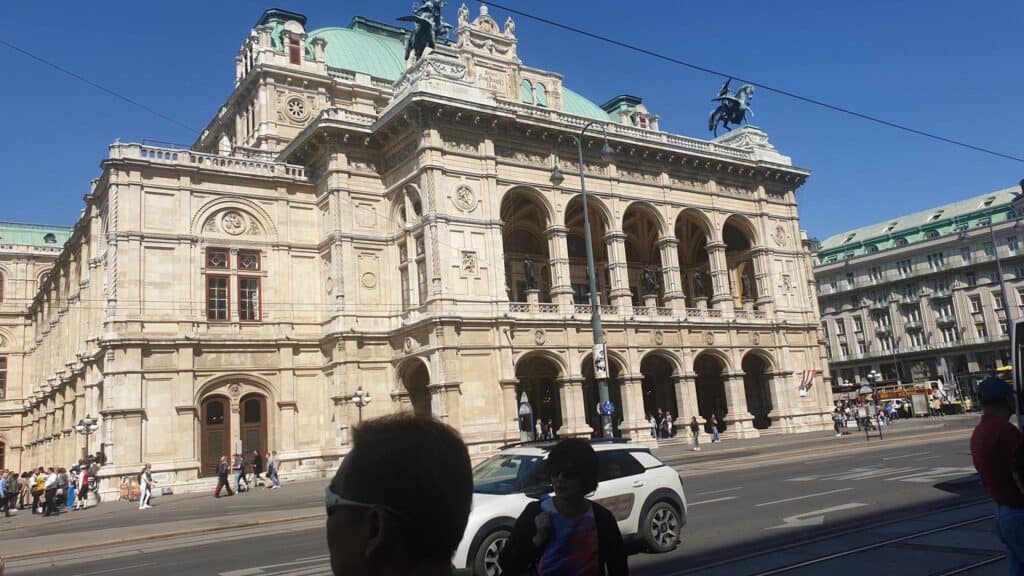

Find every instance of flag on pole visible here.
[799,369,818,391]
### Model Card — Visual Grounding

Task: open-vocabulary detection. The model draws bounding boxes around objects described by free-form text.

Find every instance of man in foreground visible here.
[325,414,473,576]
[970,377,1024,574]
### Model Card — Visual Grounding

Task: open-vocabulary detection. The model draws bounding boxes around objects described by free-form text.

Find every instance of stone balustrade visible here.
[109,143,307,180]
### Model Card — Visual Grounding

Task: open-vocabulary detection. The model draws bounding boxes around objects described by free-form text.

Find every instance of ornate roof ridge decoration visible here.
[456,4,519,63]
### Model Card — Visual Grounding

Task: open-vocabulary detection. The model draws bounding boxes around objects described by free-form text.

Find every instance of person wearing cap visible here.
[970,376,1024,574]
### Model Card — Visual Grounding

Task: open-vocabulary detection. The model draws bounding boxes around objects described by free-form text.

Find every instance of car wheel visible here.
[642,501,681,553]
[472,529,510,576]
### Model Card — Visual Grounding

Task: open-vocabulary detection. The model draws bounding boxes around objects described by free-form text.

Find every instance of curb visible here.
[3,510,324,561]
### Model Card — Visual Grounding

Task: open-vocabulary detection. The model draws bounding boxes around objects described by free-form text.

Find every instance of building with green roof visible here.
[813,184,1024,400]
[8,4,830,503]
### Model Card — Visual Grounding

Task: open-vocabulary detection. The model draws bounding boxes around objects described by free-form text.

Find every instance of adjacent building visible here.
[1,6,830,495]
[814,186,1024,397]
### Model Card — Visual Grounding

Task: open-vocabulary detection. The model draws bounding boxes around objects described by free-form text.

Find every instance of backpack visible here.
[56,474,68,489]
[5,475,16,494]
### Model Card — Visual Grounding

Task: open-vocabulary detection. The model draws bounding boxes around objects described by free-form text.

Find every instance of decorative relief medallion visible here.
[452,185,478,212]
[221,211,247,236]
[284,95,310,123]
[461,251,479,275]
[752,332,760,345]
[403,337,416,353]
[653,331,664,345]
[534,329,546,345]
[703,331,715,345]
[361,272,377,289]
[228,383,242,398]
[772,225,788,247]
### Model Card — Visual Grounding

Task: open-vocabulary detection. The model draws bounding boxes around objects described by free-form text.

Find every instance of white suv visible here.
[452,439,687,575]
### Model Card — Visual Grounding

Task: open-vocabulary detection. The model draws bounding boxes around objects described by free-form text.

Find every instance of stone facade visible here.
[4,6,830,495]
[814,186,1024,397]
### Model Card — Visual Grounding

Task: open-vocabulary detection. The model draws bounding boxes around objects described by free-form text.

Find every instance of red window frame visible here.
[206,248,229,270]
[206,275,230,321]
[238,250,261,271]
[288,37,301,65]
[238,276,262,322]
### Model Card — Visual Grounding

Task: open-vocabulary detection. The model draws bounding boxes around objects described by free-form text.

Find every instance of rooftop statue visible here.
[708,78,755,136]
[398,0,453,61]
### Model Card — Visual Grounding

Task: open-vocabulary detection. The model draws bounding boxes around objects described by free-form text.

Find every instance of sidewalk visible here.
[653,413,976,472]
[0,478,324,560]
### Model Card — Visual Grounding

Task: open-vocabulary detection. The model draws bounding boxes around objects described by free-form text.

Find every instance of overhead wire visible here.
[0,38,200,135]
[478,0,1024,164]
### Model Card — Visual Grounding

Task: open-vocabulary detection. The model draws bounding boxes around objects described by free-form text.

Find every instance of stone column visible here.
[658,237,685,309]
[707,241,733,313]
[558,377,591,437]
[724,373,759,439]
[767,370,796,433]
[605,231,631,309]
[752,247,774,314]
[619,375,652,443]
[546,225,573,308]
[499,378,520,443]
[674,373,701,445]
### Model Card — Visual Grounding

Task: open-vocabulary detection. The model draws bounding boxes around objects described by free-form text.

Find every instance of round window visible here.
[285,96,309,122]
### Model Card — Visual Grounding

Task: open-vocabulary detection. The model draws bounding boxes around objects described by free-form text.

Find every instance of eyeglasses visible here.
[324,485,405,518]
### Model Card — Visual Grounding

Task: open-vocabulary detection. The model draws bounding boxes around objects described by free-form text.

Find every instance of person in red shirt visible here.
[970,376,1024,575]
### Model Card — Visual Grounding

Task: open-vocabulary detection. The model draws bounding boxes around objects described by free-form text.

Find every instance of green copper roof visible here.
[0,222,71,248]
[308,26,407,80]
[817,187,1019,261]
[563,87,614,122]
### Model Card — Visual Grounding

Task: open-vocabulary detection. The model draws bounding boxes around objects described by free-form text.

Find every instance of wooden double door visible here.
[200,394,268,477]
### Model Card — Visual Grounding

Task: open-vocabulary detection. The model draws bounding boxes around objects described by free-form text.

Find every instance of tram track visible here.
[664,497,992,576]
[747,514,994,576]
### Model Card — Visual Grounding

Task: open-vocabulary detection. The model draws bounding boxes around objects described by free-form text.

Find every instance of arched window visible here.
[535,83,548,107]
[895,237,909,247]
[244,397,261,423]
[205,400,224,425]
[43,233,56,244]
[520,79,534,104]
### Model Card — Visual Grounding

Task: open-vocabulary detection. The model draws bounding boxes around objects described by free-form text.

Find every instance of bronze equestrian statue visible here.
[708,78,755,136]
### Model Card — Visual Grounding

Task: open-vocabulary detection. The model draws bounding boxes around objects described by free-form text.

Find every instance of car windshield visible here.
[473,454,549,495]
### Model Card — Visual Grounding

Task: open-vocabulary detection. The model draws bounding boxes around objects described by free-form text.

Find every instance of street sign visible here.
[599,400,615,416]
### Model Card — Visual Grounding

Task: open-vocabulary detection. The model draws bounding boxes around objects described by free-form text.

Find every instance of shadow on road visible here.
[634,473,987,574]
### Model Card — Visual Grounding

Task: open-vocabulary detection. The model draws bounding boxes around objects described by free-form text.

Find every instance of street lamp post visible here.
[352,387,372,423]
[551,121,615,438]
[73,414,99,462]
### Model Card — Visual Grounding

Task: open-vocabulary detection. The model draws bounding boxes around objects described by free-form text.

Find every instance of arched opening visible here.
[520,79,534,104]
[239,393,268,459]
[694,353,728,432]
[399,361,432,418]
[742,353,773,430]
[565,195,610,305]
[501,189,552,302]
[723,215,758,308]
[623,204,663,306]
[535,83,548,107]
[200,395,231,477]
[515,354,563,435]
[640,353,678,422]
[675,211,712,307]
[394,187,426,309]
[581,353,624,437]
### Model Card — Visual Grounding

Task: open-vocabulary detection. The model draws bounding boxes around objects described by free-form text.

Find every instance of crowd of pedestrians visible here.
[214,449,281,498]
[0,454,102,518]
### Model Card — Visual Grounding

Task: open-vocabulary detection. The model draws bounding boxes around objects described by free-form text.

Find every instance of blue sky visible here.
[1,1,1021,241]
